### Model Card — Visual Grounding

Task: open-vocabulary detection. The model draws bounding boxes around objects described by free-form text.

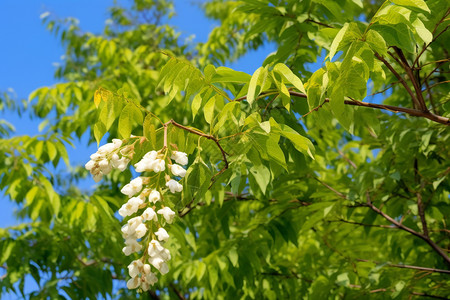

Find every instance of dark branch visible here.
[234,90,450,125]
[366,192,450,266]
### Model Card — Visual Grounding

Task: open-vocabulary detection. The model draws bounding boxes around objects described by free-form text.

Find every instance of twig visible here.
[330,218,394,229]
[235,90,450,125]
[166,120,229,176]
[393,47,428,111]
[312,177,347,199]
[170,283,186,300]
[411,292,450,300]
[366,191,450,266]
[337,149,357,169]
[413,8,450,68]
[355,258,450,275]
[376,52,422,110]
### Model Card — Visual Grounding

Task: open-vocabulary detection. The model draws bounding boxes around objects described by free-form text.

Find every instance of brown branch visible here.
[422,80,450,92]
[331,218,394,229]
[355,258,450,275]
[411,292,450,300]
[167,119,229,177]
[235,90,450,125]
[376,52,422,110]
[302,99,327,117]
[337,149,357,169]
[366,191,450,266]
[393,47,428,111]
[170,283,186,300]
[368,80,401,97]
[312,177,347,199]
[413,8,450,68]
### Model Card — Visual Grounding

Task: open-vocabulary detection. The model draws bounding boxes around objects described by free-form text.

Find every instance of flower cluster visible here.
[86,138,188,292]
[84,139,131,182]
[118,148,187,291]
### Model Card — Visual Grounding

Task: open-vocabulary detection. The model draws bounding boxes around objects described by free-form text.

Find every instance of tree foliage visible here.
[1,0,449,299]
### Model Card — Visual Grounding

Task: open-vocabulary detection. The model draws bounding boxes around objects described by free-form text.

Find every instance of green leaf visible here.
[0,241,14,264]
[196,261,207,281]
[273,63,306,94]
[391,0,430,13]
[143,114,156,146]
[247,67,268,106]
[211,67,251,83]
[203,95,216,124]
[249,164,270,194]
[329,23,349,61]
[371,23,415,53]
[118,103,134,138]
[228,248,239,267]
[366,30,387,56]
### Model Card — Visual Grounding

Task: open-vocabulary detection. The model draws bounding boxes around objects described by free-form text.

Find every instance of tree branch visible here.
[393,47,428,111]
[366,191,450,266]
[376,52,422,110]
[234,90,450,125]
[167,119,229,179]
[170,283,186,300]
[355,258,450,275]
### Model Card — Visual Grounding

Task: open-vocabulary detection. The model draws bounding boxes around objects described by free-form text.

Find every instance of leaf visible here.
[247,67,268,106]
[203,95,216,124]
[391,0,430,13]
[371,23,415,53]
[0,241,14,264]
[143,114,156,144]
[94,90,102,108]
[366,30,387,56]
[329,23,349,61]
[211,67,251,83]
[47,141,57,161]
[118,103,134,138]
[228,248,239,267]
[273,63,306,94]
[249,164,270,194]
[208,264,218,288]
[196,261,207,281]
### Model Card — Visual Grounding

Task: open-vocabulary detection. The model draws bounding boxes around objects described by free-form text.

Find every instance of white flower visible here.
[122,239,142,255]
[98,139,121,154]
[128,260,143,278]
[170,164,186,177]
[90,153,102,161]
[126,277,141,289]
[142,207,157,221]
[135,223,148,239]
[85,160,96,171]
[151,159,166,173]
[148,256,164,270]
[134,150,158,172]
[157,207,176,224]
[118,197,144,217]
[166,179,183,193]
[159,262,169,275]
[155,228,170,241]
[121,177,143,197]
[111,153,130,172]
[144,150,158,161]
[144,272,158,285]
[93,172,103,182]
[148,240,165,257]
[171,151,188,165]
[143,264,151,275]
[148,190,161,203]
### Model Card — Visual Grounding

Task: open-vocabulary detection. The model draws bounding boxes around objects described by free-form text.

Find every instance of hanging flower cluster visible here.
[85,139,132,182]
[86,139,188,292]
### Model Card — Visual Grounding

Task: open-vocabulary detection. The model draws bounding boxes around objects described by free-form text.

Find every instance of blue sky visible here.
[0,1,275,228]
